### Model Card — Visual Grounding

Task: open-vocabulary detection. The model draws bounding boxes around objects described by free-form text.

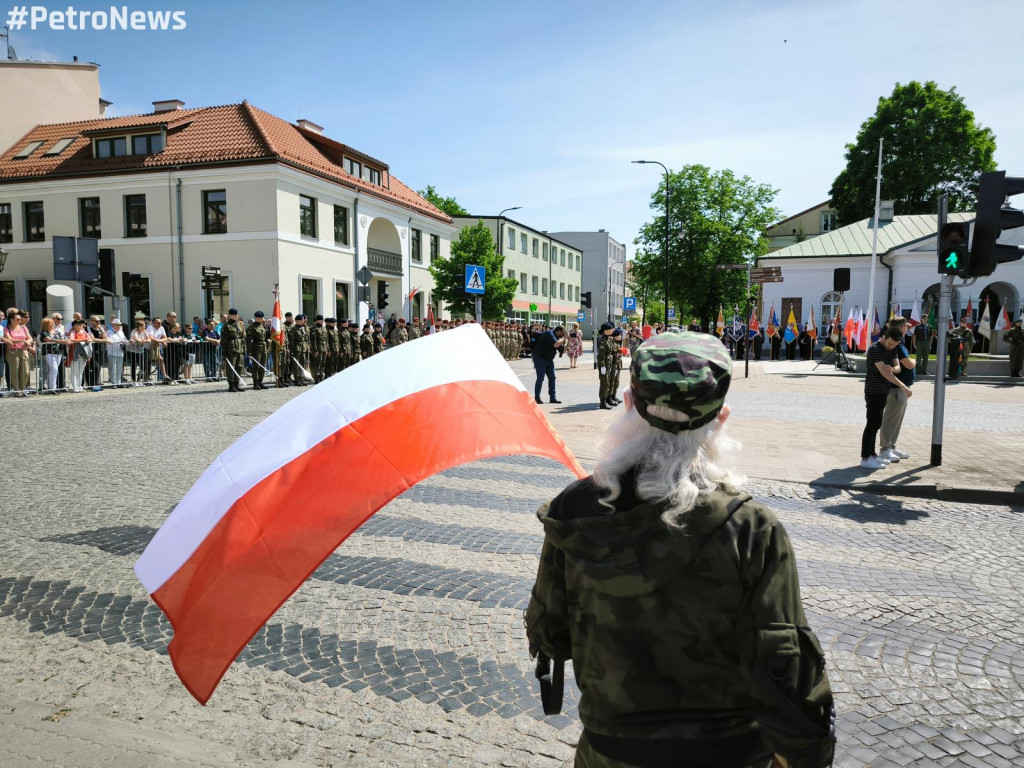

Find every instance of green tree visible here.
[830,81,996,225]
[633,165,779,330]
[430,221,518,320]
[417,185,469,217]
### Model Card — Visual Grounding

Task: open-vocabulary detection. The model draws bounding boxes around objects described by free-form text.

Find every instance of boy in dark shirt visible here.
[862,327,913,469]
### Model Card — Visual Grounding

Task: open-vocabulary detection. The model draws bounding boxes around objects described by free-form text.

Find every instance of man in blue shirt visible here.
[530,324,565,404]
[879,317,915,463]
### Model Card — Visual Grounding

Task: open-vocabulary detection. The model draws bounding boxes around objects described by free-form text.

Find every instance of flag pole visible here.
[865,138,883,348]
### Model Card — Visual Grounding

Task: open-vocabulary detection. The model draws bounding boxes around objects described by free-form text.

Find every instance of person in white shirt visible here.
[148,317,168,382]
[106,318,128,387]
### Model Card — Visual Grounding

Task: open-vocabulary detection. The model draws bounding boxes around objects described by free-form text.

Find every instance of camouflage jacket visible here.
[245,322,270,357]
[1004,326,1024,348]
[526,476,834,768]
[288,323,310,353]
[220,319,246,356]
[309,324,328,355]
[596,334,617,370]
[326,327,340,356]
[372,331,384,353]
[359,331,373,358]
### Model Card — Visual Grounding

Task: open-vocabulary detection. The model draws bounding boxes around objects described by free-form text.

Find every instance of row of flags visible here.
[715,304,815,343]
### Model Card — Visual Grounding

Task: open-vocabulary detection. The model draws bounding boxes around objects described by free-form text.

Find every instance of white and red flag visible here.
[978,299,992,340]
[427,305,437,335]
[909,298,922,328]
[994,303,1012,332]
[270,290,284,347]
[135,324,584,704]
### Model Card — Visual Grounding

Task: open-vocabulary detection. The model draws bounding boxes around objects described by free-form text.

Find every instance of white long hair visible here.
[591,403,743,529]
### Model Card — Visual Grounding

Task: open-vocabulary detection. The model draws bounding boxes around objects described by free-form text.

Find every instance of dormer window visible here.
[95,137,128,157]
[365,167,381,185]
[344,157,362,178]
[93,132,164,158]
[13,141,45,159]
[132,133,164,154]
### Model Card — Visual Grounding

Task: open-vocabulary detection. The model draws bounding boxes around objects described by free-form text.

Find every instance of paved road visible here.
[2,377,1023,767]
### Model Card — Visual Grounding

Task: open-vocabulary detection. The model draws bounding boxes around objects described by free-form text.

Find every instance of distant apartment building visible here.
[549,229,626,336]
[0,59,110,157]
[0,100,453,323]
[451,215,583,327]
[765,200,837,252]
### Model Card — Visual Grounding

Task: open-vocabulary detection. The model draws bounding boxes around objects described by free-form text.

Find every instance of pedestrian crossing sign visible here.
[465,264,486,295]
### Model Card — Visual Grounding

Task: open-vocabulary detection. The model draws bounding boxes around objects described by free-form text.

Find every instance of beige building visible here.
[451,215,583,327]
[0,101,453,324]
[0,60,109,156]
[765,200,837,252]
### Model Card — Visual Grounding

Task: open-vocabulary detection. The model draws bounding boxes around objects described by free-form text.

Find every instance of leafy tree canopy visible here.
[417,185,469,217]
[429,221,519,320]
[829,81,996,225]
[633,165,779,330]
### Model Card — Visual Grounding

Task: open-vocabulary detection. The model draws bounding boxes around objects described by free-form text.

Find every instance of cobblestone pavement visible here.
[2,381,1023,767]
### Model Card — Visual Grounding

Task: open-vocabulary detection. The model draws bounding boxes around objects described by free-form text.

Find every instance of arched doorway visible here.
[922,283,962,323]
[978,281,1019,352]
[819,291,842,336]
[365,217,404,323]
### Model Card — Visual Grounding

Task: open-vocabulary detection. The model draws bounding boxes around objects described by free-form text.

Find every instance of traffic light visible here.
[937,222,970,276]
[377,282,390,311]
[99,248,116,293]
[581,291,592,308]
[970,170,1024,276]
[357,285,370,304]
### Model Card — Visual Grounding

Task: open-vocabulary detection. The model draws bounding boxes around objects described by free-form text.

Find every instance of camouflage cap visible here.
[630,332,731,433]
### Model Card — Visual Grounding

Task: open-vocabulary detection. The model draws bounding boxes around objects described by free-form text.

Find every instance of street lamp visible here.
[632,160,670,323]
[496,206,521,255]
[0,248,8,274]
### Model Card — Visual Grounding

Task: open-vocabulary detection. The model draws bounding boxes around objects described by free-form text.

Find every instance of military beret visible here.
[612,328,622,337]
[295,313,306,321]
[285,312,293,318]
[228,308,239,315]
[630,332,731,434]
[599,322,614,332]
[315,314,324,321]
[253,311,265,318]
[326,317,336,323]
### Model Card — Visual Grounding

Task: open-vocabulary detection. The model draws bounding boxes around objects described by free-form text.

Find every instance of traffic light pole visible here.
[930,196,950,467]
[744,263,751,380]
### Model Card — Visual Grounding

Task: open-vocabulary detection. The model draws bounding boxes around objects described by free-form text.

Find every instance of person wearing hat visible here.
[372,323,385,355]
[220,308,247,392]
[949,316,974,377]
[106,317,128,387]
[288,314,311,384]
[1005,315,1024,378]
[324,318,339,377]
[526,332,835,768]
[309,314,328,383]
[359,322,373,360]
[246,311,271,390]
[610,327,625,406]
[597,322,618,409]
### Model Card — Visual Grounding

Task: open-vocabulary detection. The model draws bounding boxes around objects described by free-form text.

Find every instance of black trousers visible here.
[862,391,889,458]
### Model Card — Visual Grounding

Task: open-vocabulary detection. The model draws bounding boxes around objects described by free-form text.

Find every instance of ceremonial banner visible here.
[748,309,760,339]
[135,325,585,704]
[783,307,797,344]
[807,306,817,342]
[977,299,991,340]
[766,305,778,338]
[716,306,725,337]
[271,293,284,347]
[995,304,1011,332]
[964,299,974,328]
[909,298,922,328]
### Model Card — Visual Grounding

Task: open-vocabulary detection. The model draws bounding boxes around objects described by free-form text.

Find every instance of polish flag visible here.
[859,309,869,350]
[994,304,1011,332]
[843,308,855,347]
[427,305,437,334]
[977,299,991,340]
[135,325,584,704]
[964,299,974,328]
[270,292,284,347]
[909,298,922,328]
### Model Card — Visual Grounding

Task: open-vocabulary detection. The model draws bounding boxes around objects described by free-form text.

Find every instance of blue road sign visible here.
[667,308,676,319]
[465,264,486,295]
[623,296,637,312]
[577,311,586,322]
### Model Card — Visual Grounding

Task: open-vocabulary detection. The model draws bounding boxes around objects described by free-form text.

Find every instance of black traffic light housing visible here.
[970,170,1024,276]
[377,282,390,311]
[938,222,970,276]
[581,291,592,308]
[357,285,370,304]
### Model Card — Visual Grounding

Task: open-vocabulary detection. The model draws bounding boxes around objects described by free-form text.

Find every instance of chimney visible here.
[879,200,895,222]
[153,99,185,113]
[296,119,324,135]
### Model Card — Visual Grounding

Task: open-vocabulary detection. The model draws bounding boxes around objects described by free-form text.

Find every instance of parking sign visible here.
[623,296,637,312]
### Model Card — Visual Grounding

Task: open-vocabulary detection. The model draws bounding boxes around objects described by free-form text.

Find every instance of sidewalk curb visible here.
[804,479,1024,508]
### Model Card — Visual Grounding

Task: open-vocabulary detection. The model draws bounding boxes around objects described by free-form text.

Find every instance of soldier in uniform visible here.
[324,318,339,377]
[246,311,271,390]
[388,317,409,347]
[282,312,296,385]
[288,314,311,385]
[220,308,247,393]
[610,328,625,405]
[309,314,328,383]
[409,317,422,340]
[372,323,385,354]
[949,317,975,377]
[597,322,617,410]
[526,332,835,768]
[1005,317,1024,378]
[913,313,932,377]
[360,323,373,360]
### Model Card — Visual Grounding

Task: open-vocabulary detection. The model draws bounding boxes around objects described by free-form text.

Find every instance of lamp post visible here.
[496,206,521,256]
[632,160,670,323]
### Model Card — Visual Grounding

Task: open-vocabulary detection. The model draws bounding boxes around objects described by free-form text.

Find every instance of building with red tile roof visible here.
[0,100,453,324]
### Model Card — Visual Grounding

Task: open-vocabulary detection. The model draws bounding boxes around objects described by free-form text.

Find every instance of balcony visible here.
[367,247,403,275]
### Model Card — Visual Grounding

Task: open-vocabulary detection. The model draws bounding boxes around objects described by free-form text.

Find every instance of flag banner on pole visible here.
[427,305,437,334]
[909,298,922,328]
[844,308,855,347]
[716,306,724,337]
[765,305,777,337]
[807,306,817,341]
[831,306,842,343]
[732,312,742,338]
[408,287,420,301]
[859,309,869,350]
[871,308,883,343]
[748,308,760,339]
[134,325,584,705]
[995,304,1011,332]
[978,299,992,340]
[271,294,284,347]
[783,307,798,344]
[964,299,974,328]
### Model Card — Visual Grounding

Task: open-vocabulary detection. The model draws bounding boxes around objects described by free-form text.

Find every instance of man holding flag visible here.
[783,306,798,361]
[748,308,762,360]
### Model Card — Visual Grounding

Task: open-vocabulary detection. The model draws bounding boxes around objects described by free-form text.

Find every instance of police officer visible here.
[527,332,835,768]
[309,314,328,383]
[246,311,271,390]
[289,314,311,385]
[597,322,617,410]
[220,308,246,392]
[1005,316,1024,378]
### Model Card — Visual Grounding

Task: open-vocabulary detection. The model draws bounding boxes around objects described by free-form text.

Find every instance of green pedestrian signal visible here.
[938,222,970,276]
[944,252,960,270]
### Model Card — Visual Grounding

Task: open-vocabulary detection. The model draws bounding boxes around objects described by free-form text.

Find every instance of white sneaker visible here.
[860,456,885,470]
[891,447,910,459]
[877,455,891,465]
[879,448,900,463]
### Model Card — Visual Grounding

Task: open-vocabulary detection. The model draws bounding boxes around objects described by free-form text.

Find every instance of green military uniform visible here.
[359,327,373,360]
[949,322,974,376]
[408,322,422,341]
[388,323,409,347]
[324,320,339,377]
[1005,320,1024,377]
[245,317,271,390]
[347,325,360,363]
[372,326,384,355]
[220,313,246,392]
[913,323,932,377]
[288,319,311,385]
[597,329,617,408]
[610,330,624,402]
[309,318,328,383]
[527,332,834,768]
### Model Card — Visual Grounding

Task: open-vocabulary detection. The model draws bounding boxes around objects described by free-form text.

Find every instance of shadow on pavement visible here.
[808,467,932,525]
[552,403,611,414]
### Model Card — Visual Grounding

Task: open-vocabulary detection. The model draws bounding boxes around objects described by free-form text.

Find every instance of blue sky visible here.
[12,0,1024,256]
